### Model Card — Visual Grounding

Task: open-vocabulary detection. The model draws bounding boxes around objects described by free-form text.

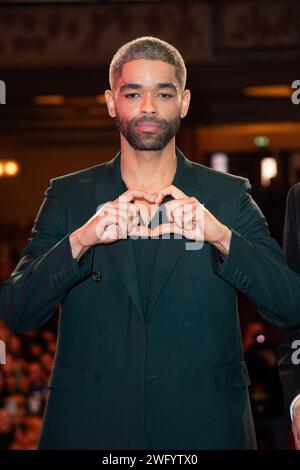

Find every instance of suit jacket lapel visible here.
[83,148,210,324]
[145,148,210,323]
[84,151,143,318]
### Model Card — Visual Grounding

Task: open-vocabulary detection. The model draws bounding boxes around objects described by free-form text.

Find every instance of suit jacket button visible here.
[92,271,102,281]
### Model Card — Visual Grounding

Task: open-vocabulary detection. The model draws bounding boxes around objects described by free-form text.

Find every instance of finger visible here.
[104,206,140,236]
[193,224,204,242]
[104,207,130,232]
[155,185,187,204]
[96,213,119,241]
[173,201,196,230]
[183,209,194,230]
[149,222,201,241]
[128,225,152,239]
[128,215,140,233]
[116,201,141,218]
[194,204,205,239]
[182,200,196,230]
[127,202,141,218]
[172,206,184,229]
[150,222,182,238]
[97,211,128,240]
[119,190,156,204]
[164,198,191,223]
[179,201,204,235]
[95,202,117,219]
[101,225,119,243]
[117,207,135,221]
[164,199,180,223]
[116,212,129,239]
[113,206,141,231]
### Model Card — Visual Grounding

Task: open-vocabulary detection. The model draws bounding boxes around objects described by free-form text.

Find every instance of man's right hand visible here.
[69,190,156,260]
[292,399,300,450]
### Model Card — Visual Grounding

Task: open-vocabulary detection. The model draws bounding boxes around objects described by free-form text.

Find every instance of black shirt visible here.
[120,166,180,317]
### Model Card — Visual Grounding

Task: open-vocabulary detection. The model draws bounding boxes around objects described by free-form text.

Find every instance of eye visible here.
[125,93,140,99]
[158,93,173,99]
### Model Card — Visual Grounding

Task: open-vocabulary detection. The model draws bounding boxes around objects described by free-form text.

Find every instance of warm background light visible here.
[244,85,292,98]
[260,157,277,187]
[33,95,66,106]
[5,161,19,176]
[0,160,20,177]
[32,95,106,106]
[210,152,229,173]
[96,94,106,105]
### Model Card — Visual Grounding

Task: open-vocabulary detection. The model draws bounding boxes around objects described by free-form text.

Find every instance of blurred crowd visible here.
[0,318,57,449]
[0,220,58,450]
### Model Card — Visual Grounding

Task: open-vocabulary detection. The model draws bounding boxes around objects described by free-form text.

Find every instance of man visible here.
[1,36,300,450]
[278,183,300,450]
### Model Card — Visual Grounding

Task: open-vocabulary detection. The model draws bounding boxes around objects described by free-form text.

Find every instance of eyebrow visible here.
[119,82,178,92]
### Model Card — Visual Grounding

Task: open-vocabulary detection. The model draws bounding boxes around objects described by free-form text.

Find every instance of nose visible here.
[141,92,156,115]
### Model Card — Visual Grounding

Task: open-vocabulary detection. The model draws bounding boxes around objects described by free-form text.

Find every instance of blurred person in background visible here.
[0,408,15,450]
[278,183,300,450]
[244,322,289,449]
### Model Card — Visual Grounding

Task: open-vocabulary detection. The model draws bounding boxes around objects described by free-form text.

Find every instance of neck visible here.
[120,137,177,193]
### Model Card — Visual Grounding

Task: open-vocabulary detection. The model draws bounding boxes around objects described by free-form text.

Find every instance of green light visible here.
[254,136,270,148]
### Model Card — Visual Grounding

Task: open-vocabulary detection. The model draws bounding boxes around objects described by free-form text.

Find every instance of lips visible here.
[137,122,161,132]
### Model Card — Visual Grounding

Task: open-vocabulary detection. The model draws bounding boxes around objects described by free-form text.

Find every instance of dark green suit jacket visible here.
[1,148,300,450]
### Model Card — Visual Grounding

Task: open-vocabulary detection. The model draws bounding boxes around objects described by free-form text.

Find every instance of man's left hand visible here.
[130,184,232,255]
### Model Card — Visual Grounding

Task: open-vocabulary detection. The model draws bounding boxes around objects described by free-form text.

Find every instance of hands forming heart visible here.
[70,184,231,257]
[128,185,205,241]
[93,185,203,243]
[93,184,231,255]
[135,185,231,254]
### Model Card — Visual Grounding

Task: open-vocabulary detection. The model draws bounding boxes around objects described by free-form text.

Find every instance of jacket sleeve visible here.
[211,179,300,328]
[0,179,94,334]
[277,184,300,410]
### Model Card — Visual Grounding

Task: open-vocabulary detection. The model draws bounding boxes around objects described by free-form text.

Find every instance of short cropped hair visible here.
[109,36,187,92]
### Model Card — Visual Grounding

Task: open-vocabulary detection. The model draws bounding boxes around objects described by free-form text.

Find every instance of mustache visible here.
[132,117,165,126]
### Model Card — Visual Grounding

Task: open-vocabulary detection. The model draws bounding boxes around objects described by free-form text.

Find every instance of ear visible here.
[180,89,191,118]
[104,90,116,118]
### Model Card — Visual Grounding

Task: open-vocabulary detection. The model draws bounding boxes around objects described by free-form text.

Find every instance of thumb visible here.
[128,225,152,239]
[155,185,186,204]
[120,190,156,203]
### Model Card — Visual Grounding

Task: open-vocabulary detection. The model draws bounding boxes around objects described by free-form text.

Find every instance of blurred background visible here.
[1,0,300,450]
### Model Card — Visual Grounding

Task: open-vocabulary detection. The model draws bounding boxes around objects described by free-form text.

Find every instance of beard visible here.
[115,113,181,151]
